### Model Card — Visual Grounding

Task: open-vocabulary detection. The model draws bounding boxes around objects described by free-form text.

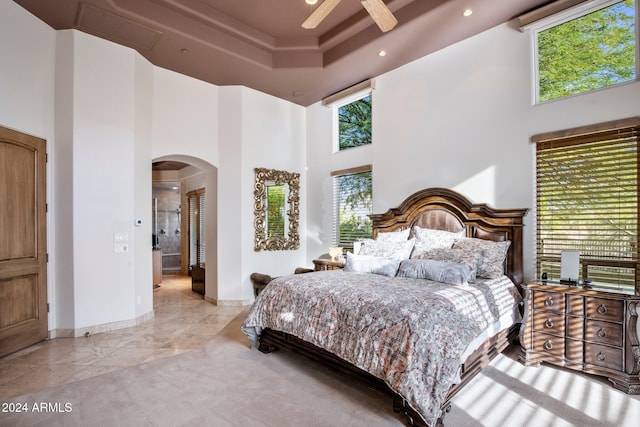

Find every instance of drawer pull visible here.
[597,304,607,315]
[597,328,607,338]
[597,351,606,361]
[544,319,554,329]
[544,340,553,350]
[544,297,554,307]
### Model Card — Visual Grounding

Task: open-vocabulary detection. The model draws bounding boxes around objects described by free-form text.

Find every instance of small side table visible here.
[313,259,345,271]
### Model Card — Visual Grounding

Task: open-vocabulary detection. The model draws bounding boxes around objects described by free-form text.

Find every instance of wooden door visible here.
[0,126,47,357]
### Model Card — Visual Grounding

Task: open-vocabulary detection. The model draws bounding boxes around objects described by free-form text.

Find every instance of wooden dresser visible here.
[312,259,345,271]
[520,281,640,394]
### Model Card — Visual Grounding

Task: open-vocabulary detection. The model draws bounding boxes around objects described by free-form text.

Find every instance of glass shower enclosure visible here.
[152,183,182,273]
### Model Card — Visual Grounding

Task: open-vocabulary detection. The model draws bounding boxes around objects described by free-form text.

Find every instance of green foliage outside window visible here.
[335,171,373,246]
[538,0,635,102]
[338,95,372,150]
[267,184,285,238]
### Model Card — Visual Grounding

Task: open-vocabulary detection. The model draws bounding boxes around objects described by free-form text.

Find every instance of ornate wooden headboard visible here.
[369,188,529,286]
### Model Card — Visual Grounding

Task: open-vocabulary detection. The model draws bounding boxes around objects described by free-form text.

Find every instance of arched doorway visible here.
[152,155,217,301]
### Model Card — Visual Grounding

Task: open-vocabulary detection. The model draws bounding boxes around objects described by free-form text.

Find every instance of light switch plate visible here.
[114,243,128,253]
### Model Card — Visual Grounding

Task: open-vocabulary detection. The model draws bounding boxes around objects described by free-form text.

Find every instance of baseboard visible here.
[49,310,155,338]
[204,295,250,306]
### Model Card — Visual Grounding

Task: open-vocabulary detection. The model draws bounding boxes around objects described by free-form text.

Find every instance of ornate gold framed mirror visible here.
[254,167,300,251]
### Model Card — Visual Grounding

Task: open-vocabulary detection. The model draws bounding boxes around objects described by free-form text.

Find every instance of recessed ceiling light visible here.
[378,50,387,57]
[306,0,318,4]
[463,9,473,17]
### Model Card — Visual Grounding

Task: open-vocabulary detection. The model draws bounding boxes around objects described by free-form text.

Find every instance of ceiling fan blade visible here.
[302,0,343,29]
[360,0,398,32]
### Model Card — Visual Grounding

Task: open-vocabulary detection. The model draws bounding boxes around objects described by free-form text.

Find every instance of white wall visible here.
[0,3,55,137]
[0,2,57,327]
[151,68,220,165]
[133,54,154,319]
[217,86,307,303]
[150,67,220,301]
[71,31,147,329]
[306,21,640,281]
[54,31,75,331]
[239,87,307,300]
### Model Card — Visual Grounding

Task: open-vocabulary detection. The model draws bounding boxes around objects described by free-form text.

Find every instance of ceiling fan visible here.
[303,0,398,33]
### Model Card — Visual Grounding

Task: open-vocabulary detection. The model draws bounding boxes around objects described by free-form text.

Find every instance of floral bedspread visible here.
[241,270,521,426]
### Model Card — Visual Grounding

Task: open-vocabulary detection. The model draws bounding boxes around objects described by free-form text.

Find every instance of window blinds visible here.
[332,166,372,247]
[188,189,205,268]
[199,193,206,265]
[535,119,639,291]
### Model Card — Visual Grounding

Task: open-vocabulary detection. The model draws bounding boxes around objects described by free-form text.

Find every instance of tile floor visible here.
[0,275,245,401]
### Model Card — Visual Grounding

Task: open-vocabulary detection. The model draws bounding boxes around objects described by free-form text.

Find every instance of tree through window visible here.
[337,94,372,151]
[536,0,636,103]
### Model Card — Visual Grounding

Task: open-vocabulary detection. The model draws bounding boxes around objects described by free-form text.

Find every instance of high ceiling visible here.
[15,0,556,106]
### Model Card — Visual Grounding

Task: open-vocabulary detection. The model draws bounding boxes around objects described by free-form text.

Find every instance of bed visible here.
[242,188,528,426]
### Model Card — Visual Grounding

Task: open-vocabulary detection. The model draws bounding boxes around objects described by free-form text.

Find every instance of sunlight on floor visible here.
[451,350,640,427]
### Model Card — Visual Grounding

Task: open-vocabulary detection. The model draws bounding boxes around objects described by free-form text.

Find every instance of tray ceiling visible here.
[14,0,556,106]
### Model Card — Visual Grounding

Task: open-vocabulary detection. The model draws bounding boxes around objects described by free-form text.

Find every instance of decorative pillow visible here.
[396,259,473,286]
[411,226,465,251]
[344,252,400,277]
[452,238,511,279]
[358,238,416,261]
[376,228,410,241]
[411,247,482,282]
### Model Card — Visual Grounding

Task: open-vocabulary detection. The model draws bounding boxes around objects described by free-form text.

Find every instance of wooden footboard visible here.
[258,324,518,427]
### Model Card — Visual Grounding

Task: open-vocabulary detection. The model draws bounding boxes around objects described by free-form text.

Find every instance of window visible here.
[534,118,639,293]
[332,166,372,247]
[187,188,205,268]
[534,0,636,103]
[336,93,372,151]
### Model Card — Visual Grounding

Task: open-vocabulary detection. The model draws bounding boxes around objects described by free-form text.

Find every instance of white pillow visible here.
[411,226,465,251]
[376,228,410,241]
[358,238,416,261]
[344,253,400,277]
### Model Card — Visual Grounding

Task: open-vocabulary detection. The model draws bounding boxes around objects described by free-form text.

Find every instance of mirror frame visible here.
[254,167,300,251]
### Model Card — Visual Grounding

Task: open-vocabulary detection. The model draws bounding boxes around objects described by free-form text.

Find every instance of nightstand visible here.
[519,281,640,394]
[312,259,345,271]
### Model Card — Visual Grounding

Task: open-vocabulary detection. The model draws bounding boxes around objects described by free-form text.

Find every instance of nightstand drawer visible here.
[584,343,622,371]
[532,311,565,336]
[586,297,623,322]
[585,319,623,347]
[532,290,565,312]
[532,333,564,357]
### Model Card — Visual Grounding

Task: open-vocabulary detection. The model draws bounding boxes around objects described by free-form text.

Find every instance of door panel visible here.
[0,126,47,357]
